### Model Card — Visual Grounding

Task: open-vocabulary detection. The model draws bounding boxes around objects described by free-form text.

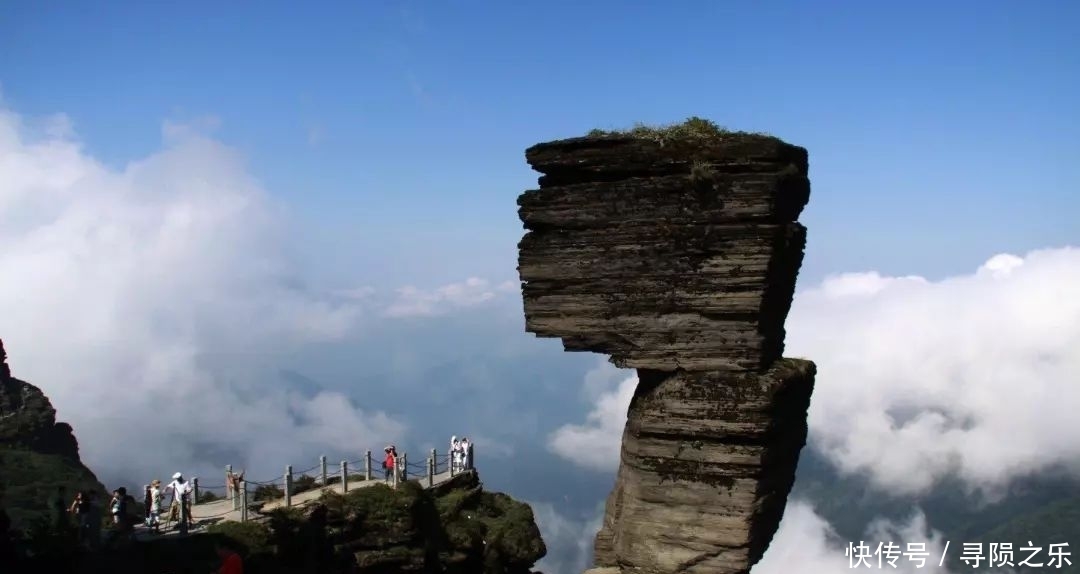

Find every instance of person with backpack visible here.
[106,487,135,545]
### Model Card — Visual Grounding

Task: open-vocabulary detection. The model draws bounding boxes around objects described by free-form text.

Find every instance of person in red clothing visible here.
[383,445,396,481]
[213,540,243,574]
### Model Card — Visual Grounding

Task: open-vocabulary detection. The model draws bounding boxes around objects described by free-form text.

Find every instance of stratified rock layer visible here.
[517,130,816,574]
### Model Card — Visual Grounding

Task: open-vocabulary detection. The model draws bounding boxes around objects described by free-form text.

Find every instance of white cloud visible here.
[528,495,957,574]
[548,248,1080,497]
[530,500,604,574]
[0,105,404,486]
[547,369,636,472]
[383,276,515,318]
[755,500,954,574]
[789,247,1080,495]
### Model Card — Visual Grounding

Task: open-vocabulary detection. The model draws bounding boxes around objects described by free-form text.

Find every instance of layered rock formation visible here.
[0,338,105,529]
[516,120,816,573]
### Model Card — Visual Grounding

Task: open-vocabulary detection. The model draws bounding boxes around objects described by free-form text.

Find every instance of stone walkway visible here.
[131,468,464,541]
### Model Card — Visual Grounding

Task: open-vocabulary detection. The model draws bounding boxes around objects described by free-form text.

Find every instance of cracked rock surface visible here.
[516,130,817,573]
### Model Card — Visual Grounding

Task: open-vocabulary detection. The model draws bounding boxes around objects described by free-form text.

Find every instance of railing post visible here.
[193,477,200,504]
[341,460,348,494]
[284,465,293,508]
[427,457,434,487]
[392,456,399,489]
[240,481,248,523]
[402,452,408,481]
[365,450,372,481]
[320,455,328,486]
[226,464,234,501]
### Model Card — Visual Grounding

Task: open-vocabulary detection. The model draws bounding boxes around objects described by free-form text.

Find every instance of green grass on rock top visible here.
[585,116,776,144]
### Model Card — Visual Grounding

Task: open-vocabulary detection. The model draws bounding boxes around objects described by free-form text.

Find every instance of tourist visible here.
[143,484,152,526]
[460,437,472,470]
[69,490,92,545]
[450,436,462,473]
[383,446,396,481]
[109,489,125,528]
[105,487,135,545]
[165,472,194,531]
[147,479,163,533]
[226,469,245,501]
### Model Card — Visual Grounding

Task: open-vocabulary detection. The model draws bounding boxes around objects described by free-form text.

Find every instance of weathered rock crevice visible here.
[516,122,817,574]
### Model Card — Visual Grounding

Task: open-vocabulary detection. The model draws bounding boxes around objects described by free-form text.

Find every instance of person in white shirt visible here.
[450,436,462,472]
[165,472,193,531]
[460,437,472,470]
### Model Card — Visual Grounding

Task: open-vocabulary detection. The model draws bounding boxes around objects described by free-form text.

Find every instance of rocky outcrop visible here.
[0,339,81,458]
[516,120,816,573]
[0,338,105,529]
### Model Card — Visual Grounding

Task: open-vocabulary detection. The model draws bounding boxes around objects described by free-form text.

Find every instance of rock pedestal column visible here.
[516,129,817,574]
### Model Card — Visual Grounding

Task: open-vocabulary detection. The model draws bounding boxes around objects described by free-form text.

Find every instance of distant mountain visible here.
[792,448,1080,572]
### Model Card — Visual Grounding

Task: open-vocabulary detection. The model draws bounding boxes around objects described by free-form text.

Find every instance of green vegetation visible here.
[290,474,317,495]
[206,520,274,556]
[324,473,368,486]
[0,447,105,528]
[253,484,284,502]
[585,116,774,143]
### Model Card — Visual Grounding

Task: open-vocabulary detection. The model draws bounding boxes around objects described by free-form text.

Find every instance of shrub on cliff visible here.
[253,483,284,502]
[206,520,274,556]
[291,474,317,495]
[586,116,775,144]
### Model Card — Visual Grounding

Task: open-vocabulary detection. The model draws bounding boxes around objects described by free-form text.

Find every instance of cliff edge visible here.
[516,119,817,574]
[0,338,106,529]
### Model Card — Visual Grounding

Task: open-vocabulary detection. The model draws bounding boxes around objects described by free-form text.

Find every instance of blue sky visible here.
[3,1,1077,291]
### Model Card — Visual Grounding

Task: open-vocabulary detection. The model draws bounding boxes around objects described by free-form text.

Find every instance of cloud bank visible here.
[754,501,954,574]
[788,247,1080,495]
[546,248,1079,570]
[549,247,1080,496]
[0,105,514,487]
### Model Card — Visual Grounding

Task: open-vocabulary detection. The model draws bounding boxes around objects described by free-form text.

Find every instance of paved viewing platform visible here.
[130,446,474,540]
